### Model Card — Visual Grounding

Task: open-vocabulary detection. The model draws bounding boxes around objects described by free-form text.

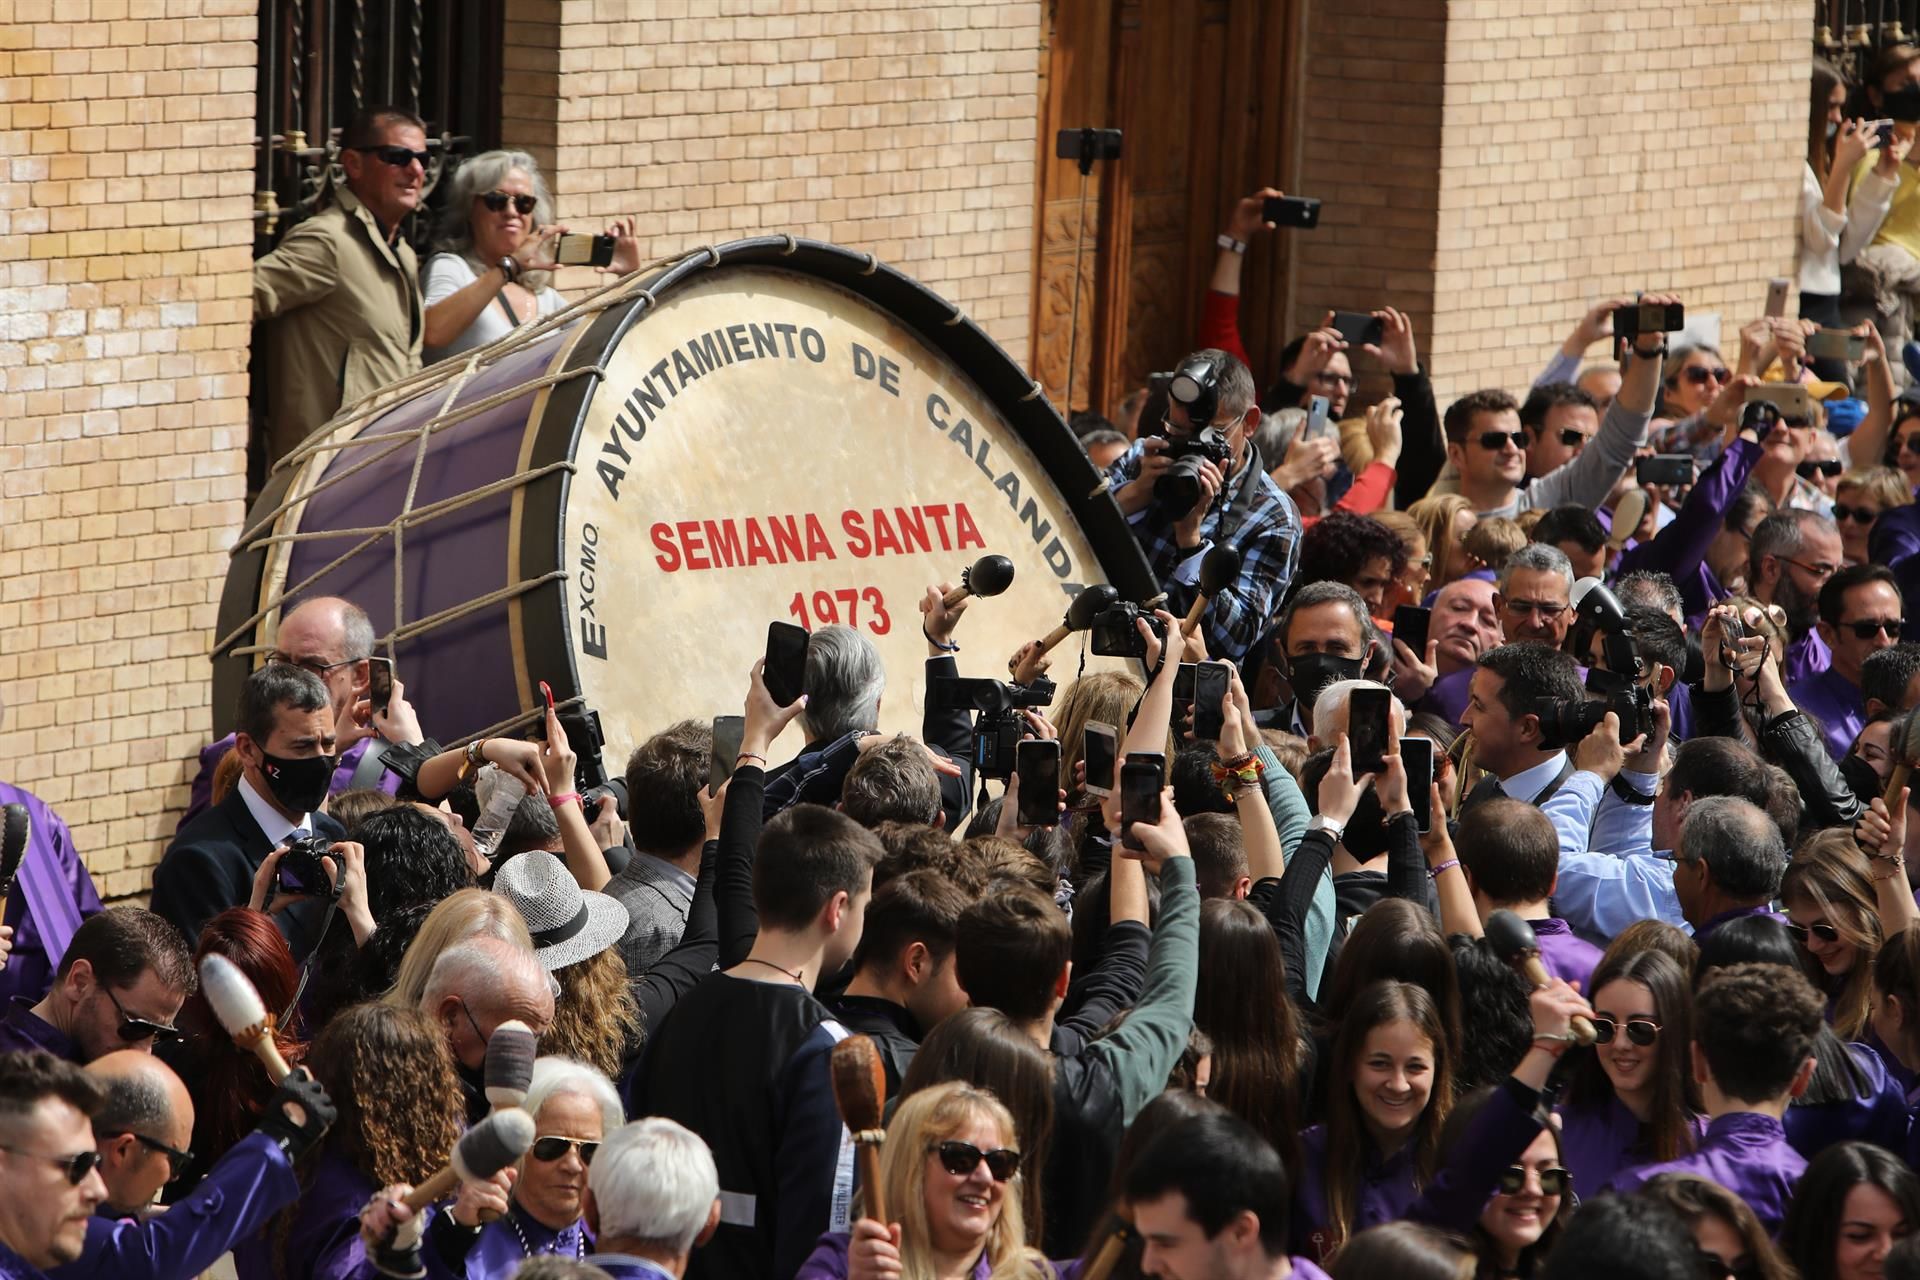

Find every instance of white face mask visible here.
[1829,120,1841,142]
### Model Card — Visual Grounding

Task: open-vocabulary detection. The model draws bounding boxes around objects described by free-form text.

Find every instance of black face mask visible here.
[1841,753,1884,807]
[1884,84,1920,123]
[1287,652,1365,715]
[257,750,335,815]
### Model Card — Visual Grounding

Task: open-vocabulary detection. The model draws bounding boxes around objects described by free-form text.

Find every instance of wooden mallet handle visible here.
[402,1165,460,1212]
[1887,763,1912,812]
[1180,594,1208,638]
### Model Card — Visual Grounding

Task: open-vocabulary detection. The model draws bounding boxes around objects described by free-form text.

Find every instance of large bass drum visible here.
[213,237,1157,768]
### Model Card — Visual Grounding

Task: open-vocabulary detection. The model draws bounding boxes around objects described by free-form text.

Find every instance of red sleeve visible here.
[1200,290,1253,372]
[1333,461,1397,517]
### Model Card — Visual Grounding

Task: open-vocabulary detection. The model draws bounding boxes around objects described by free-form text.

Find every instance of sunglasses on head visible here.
[1839,618,1903,640]
[105,987,180,1044]
[530,1136,599,1165]
[355,145,430,168]
[1590,1016,1660,1046]
[480,191,538,215]
[0,1144,101,1187]
[1832,503,1880,524]
[1495,1165,1572,1196]
[933,1140,1021,1181]
[1475,431,1526,452]
[1678,365,1731,385]
[1786,920,1843,944]
[1796,459,1843,478]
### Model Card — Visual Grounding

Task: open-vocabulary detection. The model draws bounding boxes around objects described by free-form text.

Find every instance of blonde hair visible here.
[539,948,640,1078]
[382,887,535,1010]
[1836,466,1915,512]
[1782,830,1882,1039]
[1371,510,1426,563]
[874,1082,1045,1280]
[1462,516,1526,574]
[1408,494,1475,587]
[1050,670,1147,805]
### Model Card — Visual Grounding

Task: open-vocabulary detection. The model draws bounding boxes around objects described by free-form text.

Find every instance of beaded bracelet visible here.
[1210,755,1264,799]
[1427,858,1461,879]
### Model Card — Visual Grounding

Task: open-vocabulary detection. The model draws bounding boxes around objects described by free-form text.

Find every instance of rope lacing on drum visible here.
[216,243,710,662]
[944,303,966,327]
[779,234,798,256]
[1088,476,1111,500]
[1020,381,1044,402]
[860,254,878,276]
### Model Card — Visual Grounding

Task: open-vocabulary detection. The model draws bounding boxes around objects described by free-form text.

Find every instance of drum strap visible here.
[496,290,521,329]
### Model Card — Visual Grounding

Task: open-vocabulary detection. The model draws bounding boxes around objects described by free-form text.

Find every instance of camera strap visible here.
[275,868,346,1026]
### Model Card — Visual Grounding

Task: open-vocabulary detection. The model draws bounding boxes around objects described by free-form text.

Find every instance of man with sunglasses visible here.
[1445,297,1669,521]
[1519,383,1601,481]
[1748,509,1845,683]
[252,105,428,468]
[0,1050,108,1277]
[1789,564,1906,760]
[0,910,190,1067]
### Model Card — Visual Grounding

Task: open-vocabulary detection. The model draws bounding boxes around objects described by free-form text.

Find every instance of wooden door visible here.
[1032,0,1304,418]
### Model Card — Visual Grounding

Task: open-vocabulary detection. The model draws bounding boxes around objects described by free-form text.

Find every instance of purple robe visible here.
[1530,917,1601,993]
[1694,904,1785,941]
[1290,1124,1419,1264]
[1556,1095,1706,1195]
[0,1242,45,1280]
[1418,668,1473,727]
[1782,1041,1913,1162]
[0,997,77,1061]
[1604,1111,1806,1233]
[463,1204,590,1278]
[1617,436,1761,622]
[0,782,101,1006]
[237,1147,437,1280]
[1785,628,1832,685]
[180,735,398,833]
[1787,666,1866,762]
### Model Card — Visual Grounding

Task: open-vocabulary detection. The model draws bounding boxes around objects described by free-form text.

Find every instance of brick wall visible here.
[501,0,1043,364]
[0,1,257,899]
[1294,0,1805,407]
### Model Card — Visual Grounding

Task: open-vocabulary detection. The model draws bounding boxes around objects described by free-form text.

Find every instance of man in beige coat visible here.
[253,107,428,467]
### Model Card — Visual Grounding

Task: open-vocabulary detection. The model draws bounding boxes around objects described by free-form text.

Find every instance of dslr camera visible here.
[1089,600,1168,660]
[1533,668,1653,750]
[928,675,1057,780]
[1151,353,1235,514]
[277,832,338,898]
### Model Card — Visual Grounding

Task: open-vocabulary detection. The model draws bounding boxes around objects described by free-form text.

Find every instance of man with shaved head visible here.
[46,1046,333,1279]
[178,595,426,830]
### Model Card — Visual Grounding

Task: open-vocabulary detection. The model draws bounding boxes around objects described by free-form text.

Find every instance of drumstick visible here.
[0,804,29,926]
[1179,547,1242,638]
[830,1036,889,1223]
[1079,1212,1136,1280]
[941,555,1016,608]
[1034,584,1120,656]
[200,953,292,1083]
[402,1108,536,1211]
[1485,910,1597,1046]
[484,1020,538,1113]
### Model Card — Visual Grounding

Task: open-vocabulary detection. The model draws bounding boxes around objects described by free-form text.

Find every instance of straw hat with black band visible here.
[491,851,630,972]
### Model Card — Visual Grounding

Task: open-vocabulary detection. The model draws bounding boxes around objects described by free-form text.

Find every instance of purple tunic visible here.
[1604,1111,1807,1233]
[1785,629,1833,686]
[463,1204,590,1278]
[1782,1041,1913,1162]
[794,1232,1082,1280]
[1617,436,1761,622]
[1693,904,1785,941]
[0,781,101,1006]
[238,1147,438,1280]
[1530,918,1601,993]
[0,997,77,1061]
[1555,1095,1707,1195]
[1418,668,1473,727]
[1787,666,1865,762]
[1290,1124,1419,1264]
[0,1242,45,1280]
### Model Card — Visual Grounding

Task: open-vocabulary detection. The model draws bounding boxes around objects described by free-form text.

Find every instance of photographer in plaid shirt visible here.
[1104,348,1303,664]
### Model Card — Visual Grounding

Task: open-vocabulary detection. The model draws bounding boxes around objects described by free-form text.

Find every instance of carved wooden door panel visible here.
[1032,0,1302,417]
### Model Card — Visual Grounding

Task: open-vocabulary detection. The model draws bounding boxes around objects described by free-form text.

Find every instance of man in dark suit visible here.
[151,666,343,958]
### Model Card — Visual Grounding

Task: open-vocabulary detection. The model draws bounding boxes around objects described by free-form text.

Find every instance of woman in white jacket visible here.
[1804,60,1905,382]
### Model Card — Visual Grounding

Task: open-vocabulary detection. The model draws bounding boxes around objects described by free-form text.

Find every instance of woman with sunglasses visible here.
[421,150,640,363]
[796,1080,1048,1280]
[1781,1141,1920,1280]
[429,1056,623,1276]
[1886,411,1920,493]
[1407,495,1477,592]
[1636,1174,1795,1280]
[1554,948,1701,1197]
[1782,832,1885,1041]
[1834,468,1914,563]
[1654,346,1731,462]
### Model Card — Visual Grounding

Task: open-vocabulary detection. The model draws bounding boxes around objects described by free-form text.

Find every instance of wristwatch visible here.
[1305,814,1345,842]
[1215,233,1246,255]
[497,256,519,284]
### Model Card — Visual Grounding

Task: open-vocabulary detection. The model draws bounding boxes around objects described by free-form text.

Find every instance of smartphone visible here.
[1082,721,1118,797]
[1192,663,1230,741]
[1744,382,1815,421]
[1763,277,1791,319]
[710,715,746,797]
[1015,739,1063,827]
[1807,328,1867,362]
[1402,736,1435,834]
[368,657,394,718]
[1866,118,1896,148]
[763,621,810,707]
[1262,194,1321,229]
[1330,310,1384,347]
[1172,662,1198,704]
[1303,394,1335,442]
[1635,454,1696,487]
[1120,753,1165,851]
[1392,605,1431,659]
[1348,686,1392,776]
[554,233,616,268]
[1612,301,1686,339]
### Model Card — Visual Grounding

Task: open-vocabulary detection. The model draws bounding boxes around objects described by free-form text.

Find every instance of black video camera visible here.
[1089,600,1167,659]
[929,675,1057,780]
[1534,669,1653,749]
[1152,353,1235,513]
[277,832,339,898]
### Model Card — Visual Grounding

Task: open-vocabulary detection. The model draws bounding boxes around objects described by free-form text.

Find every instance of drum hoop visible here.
[213,237,1159,738]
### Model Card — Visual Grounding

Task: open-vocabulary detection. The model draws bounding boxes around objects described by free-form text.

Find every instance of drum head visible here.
[218,238,1157,768]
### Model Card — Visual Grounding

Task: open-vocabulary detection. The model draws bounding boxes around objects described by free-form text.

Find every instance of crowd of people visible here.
[26,47,1920,1280]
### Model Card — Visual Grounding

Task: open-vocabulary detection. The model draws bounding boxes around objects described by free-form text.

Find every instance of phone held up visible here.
[1347,686,1392,777]
[763,621,809,707]
[1082,722,1118,798]
[1015,739,1063,827]
[1330,310,1384,348]
[709,715,746,798]
[1261,195,1322,229]
[1192,663,1230,742]
[367,656,394,718]
[554,234,616,269]
[1120,753,1164,851]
